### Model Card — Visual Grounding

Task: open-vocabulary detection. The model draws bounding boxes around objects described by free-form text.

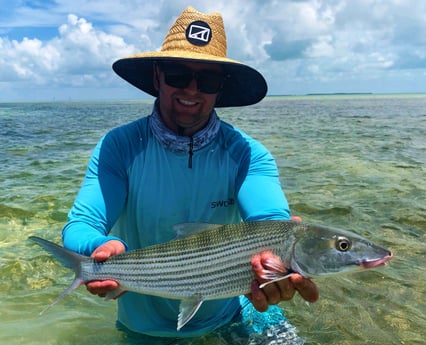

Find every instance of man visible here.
[62,6,318,340]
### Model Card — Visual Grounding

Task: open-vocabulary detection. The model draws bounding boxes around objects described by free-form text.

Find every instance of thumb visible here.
[251,251,288,284]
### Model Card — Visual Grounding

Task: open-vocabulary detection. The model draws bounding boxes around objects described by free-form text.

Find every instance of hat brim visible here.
[112,52,267,107]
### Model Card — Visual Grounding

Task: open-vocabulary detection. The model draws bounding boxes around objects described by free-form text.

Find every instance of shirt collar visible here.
[149,100,221,154]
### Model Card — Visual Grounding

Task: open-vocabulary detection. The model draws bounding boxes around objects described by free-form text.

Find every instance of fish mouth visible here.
[360,252,393,269]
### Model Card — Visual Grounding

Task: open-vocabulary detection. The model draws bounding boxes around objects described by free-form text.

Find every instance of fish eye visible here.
[336,237,352,252]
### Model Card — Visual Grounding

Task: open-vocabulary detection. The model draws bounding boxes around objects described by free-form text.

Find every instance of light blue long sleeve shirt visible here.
[62,105,290,337]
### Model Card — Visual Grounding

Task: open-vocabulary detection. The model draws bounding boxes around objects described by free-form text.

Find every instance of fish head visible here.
[291,224,393,277]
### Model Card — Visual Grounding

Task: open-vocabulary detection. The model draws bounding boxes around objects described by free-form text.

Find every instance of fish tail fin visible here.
[39,277,85,314]
[29,236,87,270]
[29,236,88,312]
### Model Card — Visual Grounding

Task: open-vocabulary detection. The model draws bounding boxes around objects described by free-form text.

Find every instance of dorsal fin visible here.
[173,223,223,239]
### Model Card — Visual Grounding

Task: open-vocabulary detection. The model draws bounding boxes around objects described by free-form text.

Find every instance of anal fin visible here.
[105,286,127,300]
[177,294,204,331]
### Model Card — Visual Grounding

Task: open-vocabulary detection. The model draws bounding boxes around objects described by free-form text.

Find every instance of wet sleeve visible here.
[62,135,129,256]
[237,140,290,221]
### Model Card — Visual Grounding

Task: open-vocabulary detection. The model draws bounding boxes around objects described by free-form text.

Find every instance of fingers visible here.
[249,250,319,312]
[251,252,275,281]
[262,279,295,304]
[247,278,294,312]
[246,280,269,312]
[86,280,120,297]
[91,240,126,262]
[87,240,126,298]
[251,251,287,285]
[249,251,293,311]
[290,273,319,303]
[274,277,296,301]
[86,279,126,299]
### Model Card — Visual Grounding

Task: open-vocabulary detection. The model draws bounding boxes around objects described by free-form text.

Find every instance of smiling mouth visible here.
[360,252,393,269]
[177,98,198,106]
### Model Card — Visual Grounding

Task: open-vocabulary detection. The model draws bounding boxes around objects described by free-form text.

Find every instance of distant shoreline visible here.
[267,92,426,98]
[1,92,425,104]
[305,92,373,96]
[269,92,374,97]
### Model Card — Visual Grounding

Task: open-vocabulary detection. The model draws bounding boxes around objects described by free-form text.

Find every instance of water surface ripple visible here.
[1,94,424,344]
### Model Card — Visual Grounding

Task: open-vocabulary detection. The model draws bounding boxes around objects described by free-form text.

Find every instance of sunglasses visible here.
[158,62,227,94]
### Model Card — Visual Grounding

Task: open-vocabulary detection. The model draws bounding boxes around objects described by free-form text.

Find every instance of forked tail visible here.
[29,236,88,313]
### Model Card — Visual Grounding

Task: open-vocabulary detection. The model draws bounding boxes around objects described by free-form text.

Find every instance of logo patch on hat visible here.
[186,21,212,46]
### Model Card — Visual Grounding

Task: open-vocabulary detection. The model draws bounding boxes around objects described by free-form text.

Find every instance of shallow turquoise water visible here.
[1,94,425,344]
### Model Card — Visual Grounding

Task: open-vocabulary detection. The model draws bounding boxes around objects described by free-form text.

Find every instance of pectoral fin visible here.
[257,256,296,288]
[259,273,295,289]
[177,294,204,330]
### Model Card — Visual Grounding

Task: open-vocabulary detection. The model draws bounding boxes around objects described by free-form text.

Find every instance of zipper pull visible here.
[188,136,194,169]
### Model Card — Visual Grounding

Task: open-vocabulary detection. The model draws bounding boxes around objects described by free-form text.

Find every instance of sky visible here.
[0,0,425,101]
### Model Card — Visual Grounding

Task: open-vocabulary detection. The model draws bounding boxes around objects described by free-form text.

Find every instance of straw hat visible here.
[112,6,267,107]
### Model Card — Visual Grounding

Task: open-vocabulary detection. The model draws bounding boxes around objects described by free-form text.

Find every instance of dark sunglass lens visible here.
[160,64,192,89]
[160,63,224,93]
[197,72,224,94]
[164,72,192,89]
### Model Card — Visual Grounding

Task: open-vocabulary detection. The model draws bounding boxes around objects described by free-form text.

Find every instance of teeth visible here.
[178,99,197,106]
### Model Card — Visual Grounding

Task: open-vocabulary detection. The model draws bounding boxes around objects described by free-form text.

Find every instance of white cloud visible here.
[0,13,136,89]
[306,35,335,58]
[0,0,426,100]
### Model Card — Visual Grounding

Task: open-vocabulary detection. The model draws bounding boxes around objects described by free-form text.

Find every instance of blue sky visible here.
[1,0,425,101]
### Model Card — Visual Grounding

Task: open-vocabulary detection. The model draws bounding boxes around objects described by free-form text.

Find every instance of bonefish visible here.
[29,220,392,330]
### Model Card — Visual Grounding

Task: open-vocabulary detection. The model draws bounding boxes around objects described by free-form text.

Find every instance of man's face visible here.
[154,61,223,136]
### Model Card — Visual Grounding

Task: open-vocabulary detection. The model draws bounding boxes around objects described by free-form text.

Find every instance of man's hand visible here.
[86,240,126,298]
[246,251,319,312]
